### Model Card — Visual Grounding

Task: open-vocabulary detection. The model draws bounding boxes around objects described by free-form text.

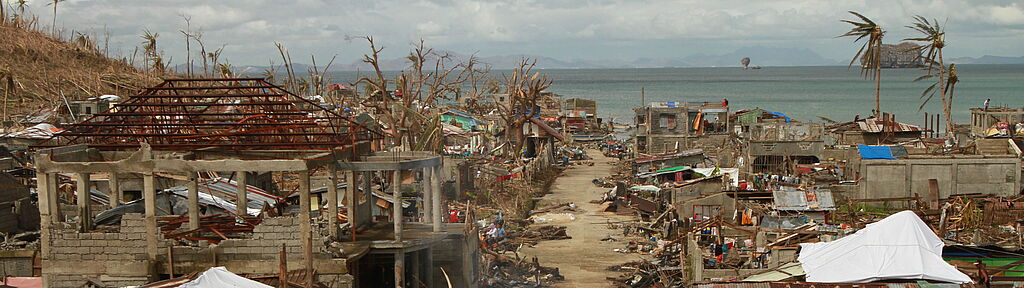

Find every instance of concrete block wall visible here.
[44,214,352,288]
[44,213,154,288]
[166,216,350,287]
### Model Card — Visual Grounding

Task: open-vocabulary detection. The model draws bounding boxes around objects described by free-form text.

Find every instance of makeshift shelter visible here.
[798,211,972,283]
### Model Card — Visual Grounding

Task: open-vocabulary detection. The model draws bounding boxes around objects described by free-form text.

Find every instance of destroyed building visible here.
[970,107,1024,137]
[32,78,479,288]
[828,117,927,146]
[740,122,824,174]
[634,101,730,156]
[847,145,1021,203]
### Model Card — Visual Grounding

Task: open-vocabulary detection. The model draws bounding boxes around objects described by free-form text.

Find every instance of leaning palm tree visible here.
[838,11,885,118]
[905,16,953,137]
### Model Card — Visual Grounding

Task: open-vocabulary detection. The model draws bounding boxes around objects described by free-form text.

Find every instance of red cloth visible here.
[449,210,459,223]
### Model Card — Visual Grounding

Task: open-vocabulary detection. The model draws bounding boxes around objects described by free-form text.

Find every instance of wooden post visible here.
[327,166,339,239]
[235,171,248,216]
[76,172,93,232]
[279,243,288,288]
[167,245,174,278]
[187,174,200,230]
[144,173,158,261]
[928,179,940,210]
[108,172,120,207]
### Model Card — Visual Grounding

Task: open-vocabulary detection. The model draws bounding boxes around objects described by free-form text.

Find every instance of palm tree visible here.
[838,11,885,118]
[47,0,66,36]
[905,16,953,138]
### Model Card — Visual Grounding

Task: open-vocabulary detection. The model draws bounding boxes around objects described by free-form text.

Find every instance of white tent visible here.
[798,211,971,283]
[179,267,273,288]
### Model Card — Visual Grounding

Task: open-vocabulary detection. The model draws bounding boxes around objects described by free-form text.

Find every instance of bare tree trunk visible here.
[874,40,881,118]
[938,48,951,139]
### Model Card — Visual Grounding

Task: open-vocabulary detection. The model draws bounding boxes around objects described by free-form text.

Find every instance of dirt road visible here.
[520,149,639,287]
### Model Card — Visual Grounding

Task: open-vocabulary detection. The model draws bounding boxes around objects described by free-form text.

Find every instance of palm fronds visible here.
[838,11,885,79]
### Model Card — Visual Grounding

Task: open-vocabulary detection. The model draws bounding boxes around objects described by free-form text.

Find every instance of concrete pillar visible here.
[298,171,312,263]
[47,173,59,223]
[108,172,120,207]
[187,173,200,230]
[393,170,403,242]
[327,166,339,239]
[431,166,442,232]
[143,173,159,261]
[37,173,52,257]
[394,250,405,288]
[424,247,434,288]
[422,168,433,223]
[235,171,248,216]
[363,171,372,222]
[76,173,93,232]
[346,171,357,239]
[410,250,422,288]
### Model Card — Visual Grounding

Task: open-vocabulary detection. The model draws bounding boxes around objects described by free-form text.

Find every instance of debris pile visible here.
[482,256,564,288]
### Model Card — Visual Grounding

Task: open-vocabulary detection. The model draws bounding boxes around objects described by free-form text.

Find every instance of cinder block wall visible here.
[43,214,353,288]
[44,214,154,287]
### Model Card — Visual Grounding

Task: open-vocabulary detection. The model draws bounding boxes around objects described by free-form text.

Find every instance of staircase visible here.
[976,138,1010,155]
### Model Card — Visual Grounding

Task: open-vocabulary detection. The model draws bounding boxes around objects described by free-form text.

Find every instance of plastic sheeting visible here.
[179,267,273,288]
[798,211,972,283]
[857,145,897,159]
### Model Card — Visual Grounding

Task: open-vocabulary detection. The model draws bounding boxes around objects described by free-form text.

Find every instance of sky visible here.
[19,0,1024,66]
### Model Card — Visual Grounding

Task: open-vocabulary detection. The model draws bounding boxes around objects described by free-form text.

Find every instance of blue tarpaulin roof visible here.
[764,110,791,122]
[858,145,897,159]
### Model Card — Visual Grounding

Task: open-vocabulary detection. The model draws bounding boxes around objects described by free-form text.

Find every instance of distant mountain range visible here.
[949,55,1024,65]
[203,47,1022,73]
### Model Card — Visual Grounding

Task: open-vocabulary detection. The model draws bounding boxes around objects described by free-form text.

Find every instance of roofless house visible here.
[33,78,478,288]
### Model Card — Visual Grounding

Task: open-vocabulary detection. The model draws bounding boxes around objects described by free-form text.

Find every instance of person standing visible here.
[984,98,991,111]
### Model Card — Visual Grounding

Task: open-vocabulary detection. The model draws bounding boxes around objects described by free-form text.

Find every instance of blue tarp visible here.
[764,110,791,123]
[858,145,897,159]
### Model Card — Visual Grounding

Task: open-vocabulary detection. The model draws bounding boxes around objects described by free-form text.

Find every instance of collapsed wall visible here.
[42,214,352,288]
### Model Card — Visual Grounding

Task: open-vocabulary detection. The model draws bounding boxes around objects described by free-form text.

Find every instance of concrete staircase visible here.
[975,138,1014,155]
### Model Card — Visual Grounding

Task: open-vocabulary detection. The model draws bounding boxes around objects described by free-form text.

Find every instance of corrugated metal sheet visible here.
[857,118,925,133]
[773,190,835,211]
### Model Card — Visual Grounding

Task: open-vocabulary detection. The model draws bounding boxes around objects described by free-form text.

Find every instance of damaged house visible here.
[634,101,730,156]
[32,78,479,288]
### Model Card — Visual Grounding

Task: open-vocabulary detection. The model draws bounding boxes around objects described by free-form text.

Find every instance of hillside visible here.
[0,21,158,122]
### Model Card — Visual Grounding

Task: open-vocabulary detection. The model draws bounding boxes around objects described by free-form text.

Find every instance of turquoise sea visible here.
[330,64,1024,129]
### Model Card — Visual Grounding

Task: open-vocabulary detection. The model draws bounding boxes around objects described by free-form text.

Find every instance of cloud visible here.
[20,0,1024,64]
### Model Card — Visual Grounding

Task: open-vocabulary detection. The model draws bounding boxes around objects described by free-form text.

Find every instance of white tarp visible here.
[179,267,272,288]
[798,211,971,284]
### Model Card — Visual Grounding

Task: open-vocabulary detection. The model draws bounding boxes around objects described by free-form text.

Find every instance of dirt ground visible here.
[520,149,640,287]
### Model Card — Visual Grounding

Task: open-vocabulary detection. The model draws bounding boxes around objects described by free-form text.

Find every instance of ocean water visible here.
[328,64,1024,128]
